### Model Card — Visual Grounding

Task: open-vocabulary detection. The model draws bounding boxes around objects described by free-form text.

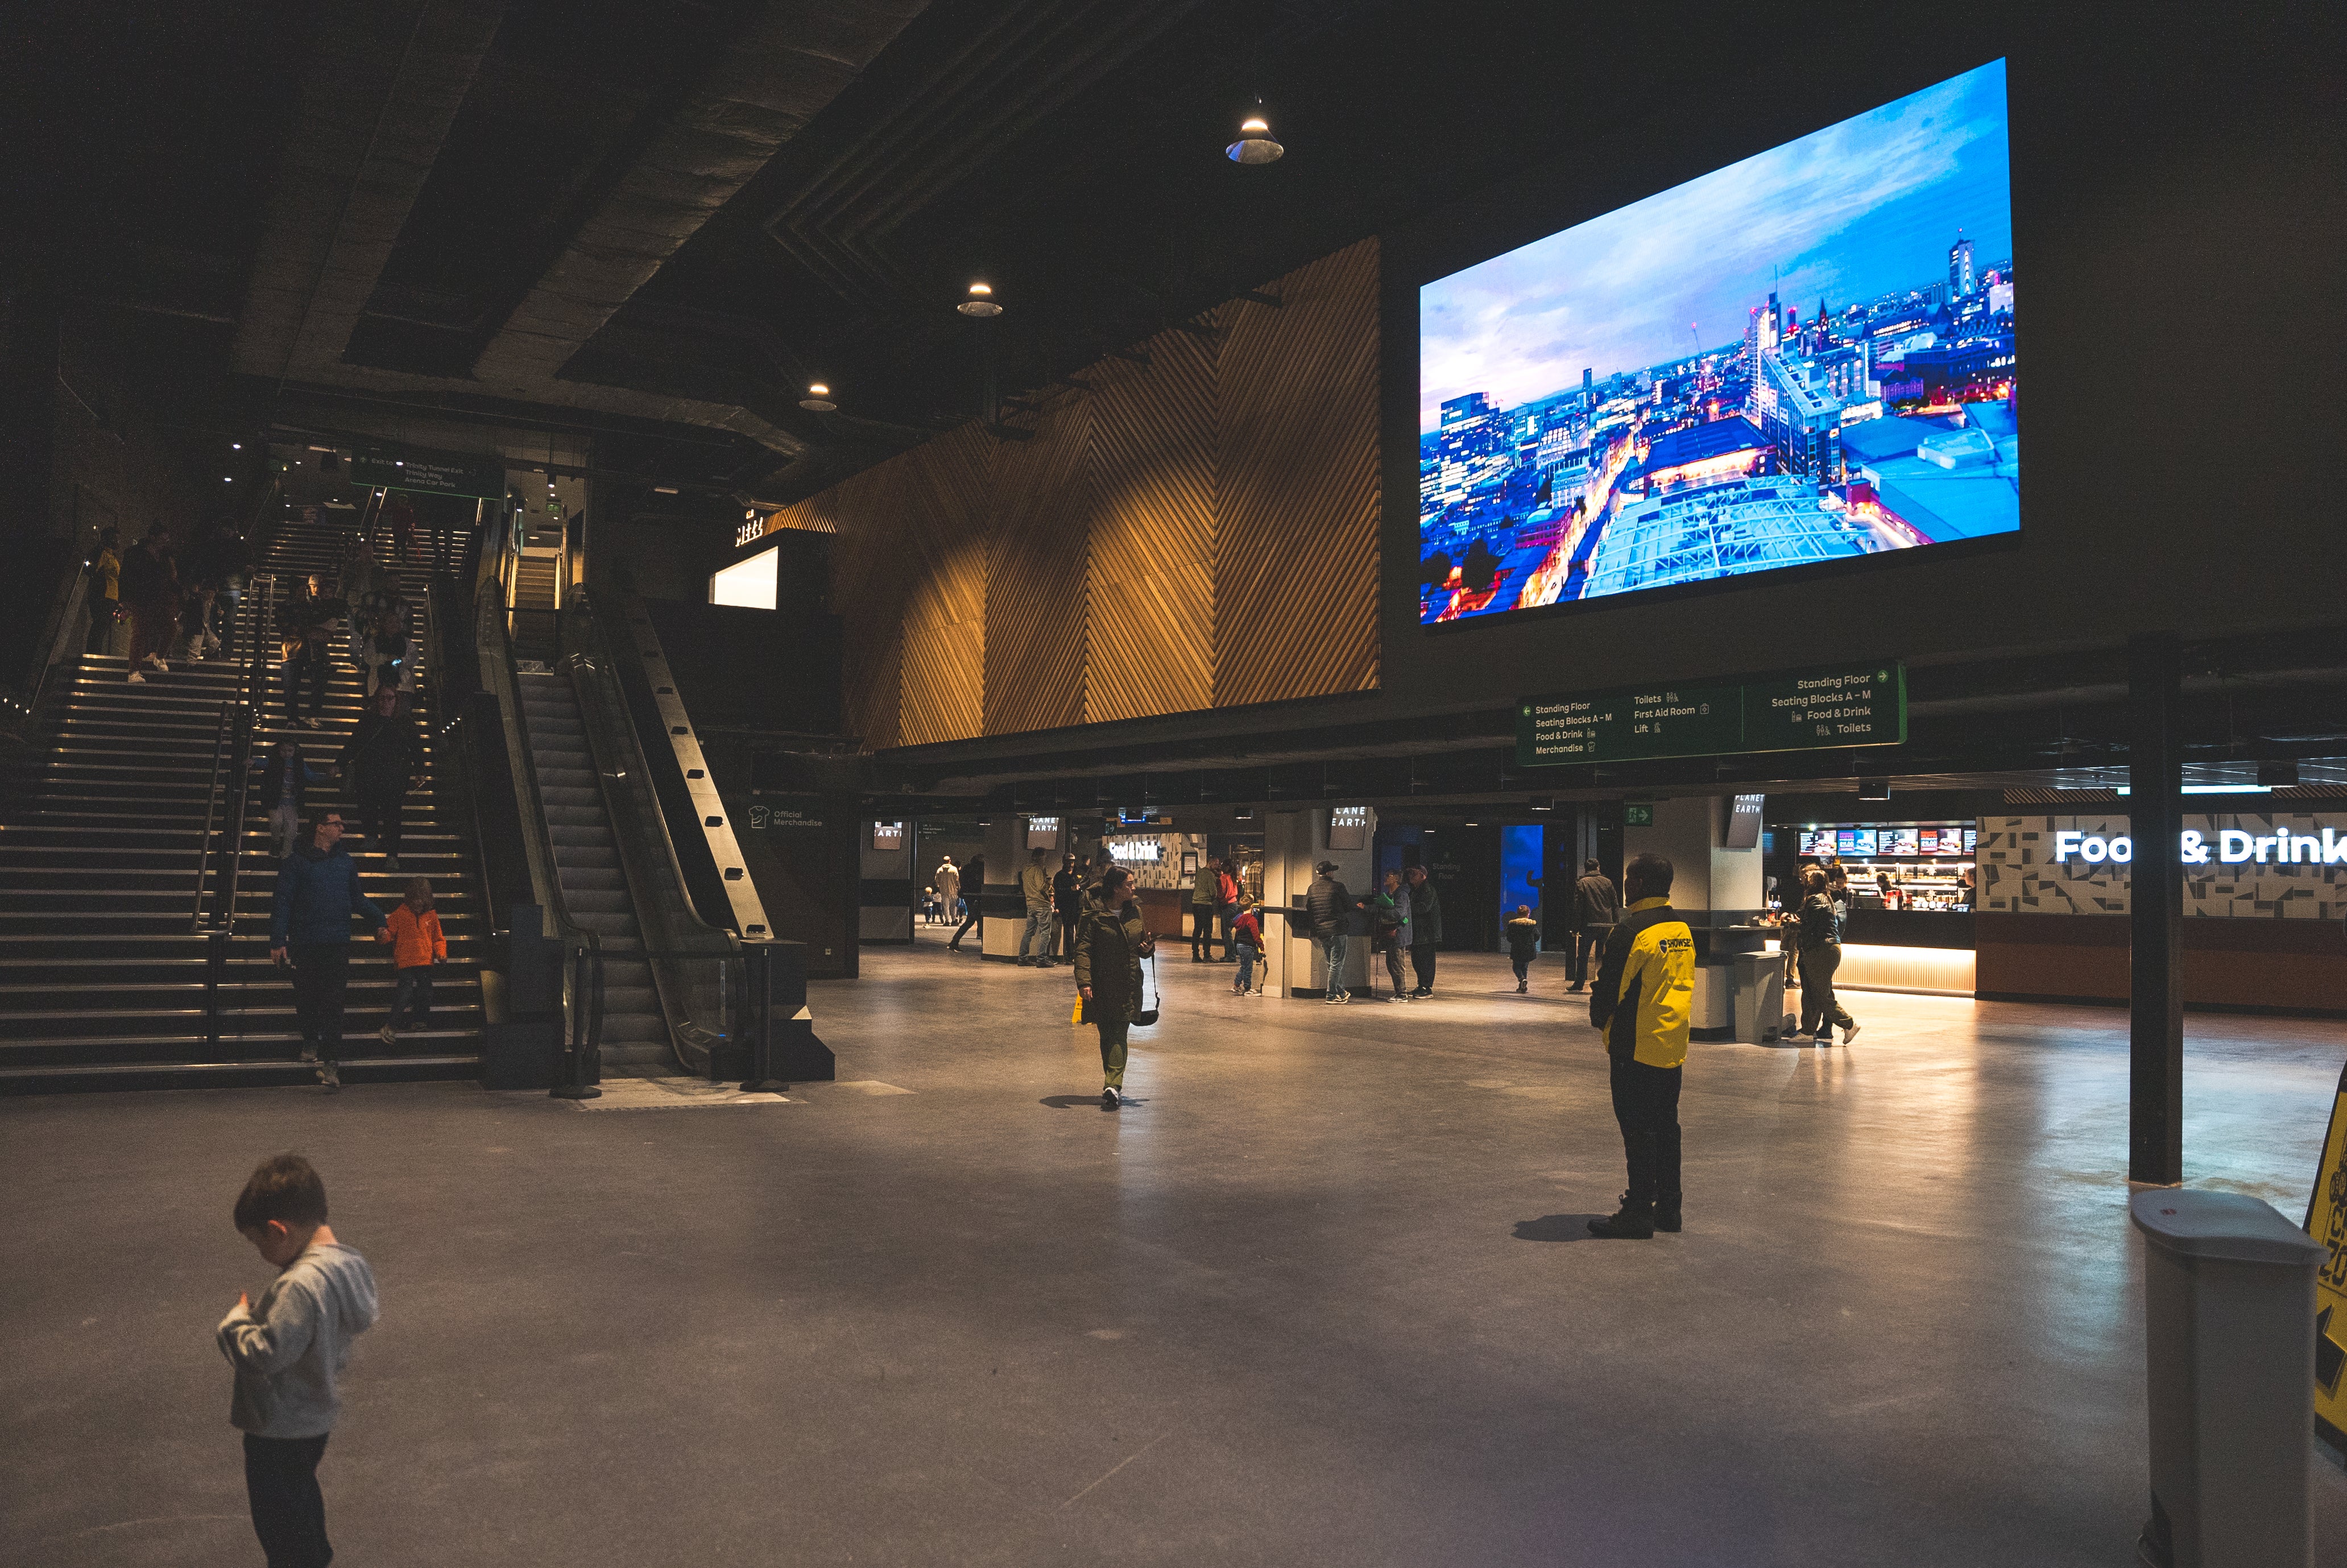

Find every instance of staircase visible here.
[0,512,487,1091]
[517,671,671,1070]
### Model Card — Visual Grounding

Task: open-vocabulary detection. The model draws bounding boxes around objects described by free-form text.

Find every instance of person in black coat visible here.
[949,853,984,951]
[1405,864,1443,997]
[1567,858,1620,993]
[341,685,423,871]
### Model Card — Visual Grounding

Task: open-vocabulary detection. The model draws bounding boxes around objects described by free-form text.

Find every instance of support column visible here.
[981,818,1025,962]
[2128,632,2184,1187]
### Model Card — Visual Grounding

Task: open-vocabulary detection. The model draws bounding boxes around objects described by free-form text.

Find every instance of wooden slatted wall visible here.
[982,396,1090,735]
[765,235,1380,749]
[1084,327,1218,724]
[1214,240,1382,707]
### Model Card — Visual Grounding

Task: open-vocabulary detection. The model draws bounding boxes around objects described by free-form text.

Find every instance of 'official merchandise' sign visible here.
[1518,661,1905,767]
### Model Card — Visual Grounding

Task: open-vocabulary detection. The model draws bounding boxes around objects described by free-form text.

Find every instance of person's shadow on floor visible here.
[1512,1214,1604,1243]
[1038,1095,1146,1110]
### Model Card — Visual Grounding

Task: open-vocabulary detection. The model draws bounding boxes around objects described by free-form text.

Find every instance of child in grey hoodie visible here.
[218,1154,379,1568]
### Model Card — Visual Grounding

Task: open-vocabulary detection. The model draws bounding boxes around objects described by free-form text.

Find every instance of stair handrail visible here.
[561,587,738,1077]
[214,572,275,935]
[189,701,235,933]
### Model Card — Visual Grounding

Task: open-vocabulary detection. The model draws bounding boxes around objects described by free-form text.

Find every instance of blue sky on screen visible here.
[1420,61,2012,432]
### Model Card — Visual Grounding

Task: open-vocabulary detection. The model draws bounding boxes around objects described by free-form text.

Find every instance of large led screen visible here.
[1421,61,2016,624]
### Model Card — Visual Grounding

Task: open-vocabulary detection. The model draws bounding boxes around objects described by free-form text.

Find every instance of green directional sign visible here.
[349,446,508,500]
[1517,661,1905,768]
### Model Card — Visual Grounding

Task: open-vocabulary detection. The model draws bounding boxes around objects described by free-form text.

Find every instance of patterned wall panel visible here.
[1085,326,1218,725]
[983,395,1091,735]
[1980,813,2347,919]
[1213,237,1382,708]
[894,424,991,746]
[805,461,913,750]
[764,235,1381,747]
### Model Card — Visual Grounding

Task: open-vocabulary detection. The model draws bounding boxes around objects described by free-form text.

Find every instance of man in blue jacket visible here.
[270,808,390,1089]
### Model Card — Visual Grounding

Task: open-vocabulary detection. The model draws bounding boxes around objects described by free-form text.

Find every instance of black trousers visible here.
[1570,928,1605,986]
[289,944,351,1061]
[1058,912,1081,959]
[1190,906,1218,959]
[352,791,405,859]
[243,1432,332,1568]
[283,653,329,723]
[1609,1055,1683,1214]
[1409,942,1438,992]
[1799,944,1856,1035]
[950,907,980,946]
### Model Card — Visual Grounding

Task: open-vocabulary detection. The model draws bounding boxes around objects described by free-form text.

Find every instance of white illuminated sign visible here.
[2052,829,2347,866]
[1107,837,1165,864]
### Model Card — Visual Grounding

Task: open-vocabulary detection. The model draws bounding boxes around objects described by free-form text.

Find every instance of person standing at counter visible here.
[1190,855,1222,962]
[1405,864,1442,998]
[1793,866,1859,1046]
[1019,847,1056,967]
[1566,858,1619,994]
[1306,860,1353,1004]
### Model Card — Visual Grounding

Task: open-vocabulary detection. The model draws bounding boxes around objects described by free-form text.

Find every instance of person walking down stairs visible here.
[268,809,391,1090]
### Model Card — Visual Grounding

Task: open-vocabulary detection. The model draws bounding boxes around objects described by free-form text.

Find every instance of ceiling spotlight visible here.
[231,442,241,450]
[1227,100,1283,165]
[958,282,1002,318]
[652,485,678,495]
[800,382,837,412]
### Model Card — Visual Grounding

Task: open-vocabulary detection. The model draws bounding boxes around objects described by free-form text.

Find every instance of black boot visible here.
[1587,1201,1655,1239]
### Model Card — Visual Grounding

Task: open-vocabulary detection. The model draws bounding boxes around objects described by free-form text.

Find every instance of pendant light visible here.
[1227,99,1282,164]
[957,282,1002,317]
[800,382,837,412]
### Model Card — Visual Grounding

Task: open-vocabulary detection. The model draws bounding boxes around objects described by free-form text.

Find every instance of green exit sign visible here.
[1624,803,1655,826]
[1518,661,1906,768]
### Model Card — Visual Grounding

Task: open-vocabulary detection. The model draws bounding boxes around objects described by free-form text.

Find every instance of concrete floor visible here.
[5,944,2344,1566]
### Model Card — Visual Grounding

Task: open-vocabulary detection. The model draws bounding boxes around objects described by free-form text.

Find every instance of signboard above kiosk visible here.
[1517,661,1905,767]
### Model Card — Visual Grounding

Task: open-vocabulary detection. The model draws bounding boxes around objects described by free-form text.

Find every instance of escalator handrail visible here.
[473,511,596,957]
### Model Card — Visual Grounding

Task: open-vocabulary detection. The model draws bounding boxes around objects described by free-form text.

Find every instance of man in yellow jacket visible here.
[1586,853,1695,1239]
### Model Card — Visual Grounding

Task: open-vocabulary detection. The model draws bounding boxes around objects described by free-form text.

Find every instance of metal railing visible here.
[189,702,236,933]
[562,605,738,1077]
[469,506,606,1091]
[186,570,274,1052]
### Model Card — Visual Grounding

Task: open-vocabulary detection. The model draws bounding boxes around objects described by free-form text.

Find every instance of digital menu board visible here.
[1881,828,1920,857]
[1799,829,1836,857]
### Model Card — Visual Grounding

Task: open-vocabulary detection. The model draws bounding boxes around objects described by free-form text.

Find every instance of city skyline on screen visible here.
[1419,61,2018,624]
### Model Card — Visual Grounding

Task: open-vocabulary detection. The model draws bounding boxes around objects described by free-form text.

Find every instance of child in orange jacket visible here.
[380,878,445,1044]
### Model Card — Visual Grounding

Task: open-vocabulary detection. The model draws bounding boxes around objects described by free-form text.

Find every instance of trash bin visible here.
[1729,950,1787,1043]
[2129,1189,2325,1568]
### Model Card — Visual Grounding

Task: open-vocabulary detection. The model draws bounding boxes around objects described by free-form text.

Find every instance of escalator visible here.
[471,506,742,1085]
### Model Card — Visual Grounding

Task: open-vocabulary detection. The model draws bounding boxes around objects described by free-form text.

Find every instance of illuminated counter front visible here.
[1829,910,1977,996]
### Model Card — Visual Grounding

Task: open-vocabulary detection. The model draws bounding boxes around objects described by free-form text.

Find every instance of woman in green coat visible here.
[1075,865,1156,1108]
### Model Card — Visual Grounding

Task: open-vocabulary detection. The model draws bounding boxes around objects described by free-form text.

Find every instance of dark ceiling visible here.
[14,1,2311,512]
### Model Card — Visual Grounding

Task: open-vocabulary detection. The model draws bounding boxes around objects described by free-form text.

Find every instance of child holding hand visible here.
[379,877,445,1044]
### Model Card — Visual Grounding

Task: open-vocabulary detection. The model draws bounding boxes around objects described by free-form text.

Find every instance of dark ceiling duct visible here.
[233,0,508,390]
[234,0,926,461]
[474,2,929,392]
